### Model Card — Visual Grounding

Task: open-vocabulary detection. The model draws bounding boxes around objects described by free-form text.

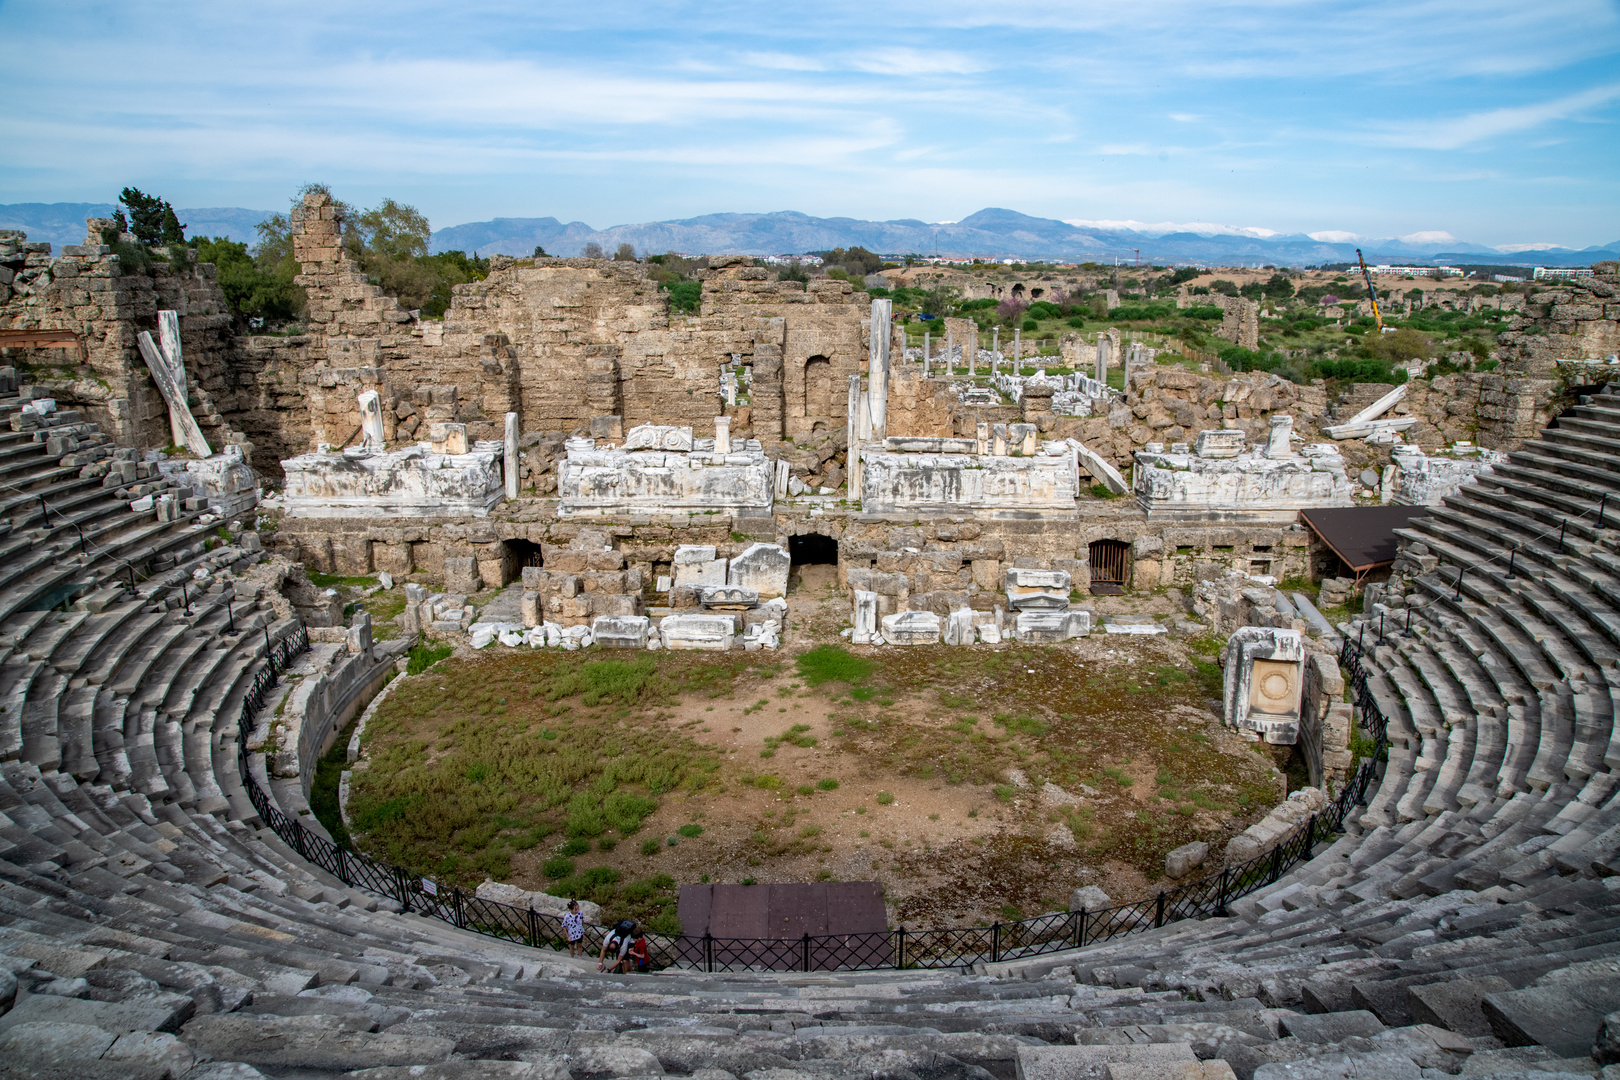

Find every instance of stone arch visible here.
[1011,283,1026,301]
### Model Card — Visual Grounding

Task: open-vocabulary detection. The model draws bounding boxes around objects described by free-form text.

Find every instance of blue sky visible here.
[2,0,1618,248]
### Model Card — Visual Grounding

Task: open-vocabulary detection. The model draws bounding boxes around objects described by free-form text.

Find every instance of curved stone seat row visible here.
[1,385,1618,1078]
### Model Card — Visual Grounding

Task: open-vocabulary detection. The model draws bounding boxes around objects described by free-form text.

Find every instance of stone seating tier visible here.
[0,386,1617,1077]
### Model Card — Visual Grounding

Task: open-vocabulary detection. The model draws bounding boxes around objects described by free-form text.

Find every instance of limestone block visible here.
[976,620,1002,644]
[346,612,372,655]
[474,880,601,925]
[852,590,879,644]
[727,542,790,598]
[881,610,941,645]
[859,448,1080,518]
[1069,885,1111,912]
[281,444,503,519]
[660,613,735,651]
[971,559,1002,591]
[444,556,483,594]
[358,390,385,448]
[521,591,542,628]
[430,422,469,455]
[1134,444,1350,520]
[592,615,650,649]
[1164,840,1208,879]
[1006,567,1071,610]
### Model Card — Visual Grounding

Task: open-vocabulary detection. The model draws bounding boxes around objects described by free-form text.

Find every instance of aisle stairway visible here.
[1,380,1619,1078]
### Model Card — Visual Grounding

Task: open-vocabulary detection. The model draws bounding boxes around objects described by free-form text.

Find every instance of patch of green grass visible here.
[309,716,357,849]
[816,778,839,791]
[541,855,575,878]
[993,783,1016,802]
[406,642,454,676]
[875,790,894,805]
[640,837,661,856]
[307,570,379,589]
[677,823,704,838]
[797,644,874,686]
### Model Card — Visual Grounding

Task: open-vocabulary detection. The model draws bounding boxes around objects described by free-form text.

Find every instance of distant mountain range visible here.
[2,202,1614,269]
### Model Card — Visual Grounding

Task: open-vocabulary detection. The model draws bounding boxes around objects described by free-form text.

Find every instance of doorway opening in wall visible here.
[501,539,544,586]
[803,355,833,421]
[1088,539,1130,595]
[788,532,839,594]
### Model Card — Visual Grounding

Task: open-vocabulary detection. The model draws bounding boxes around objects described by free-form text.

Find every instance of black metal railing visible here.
[237,628,1390,972]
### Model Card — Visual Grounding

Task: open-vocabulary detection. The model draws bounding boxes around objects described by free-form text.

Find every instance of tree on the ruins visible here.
[613,243,636,262]
[1262,273,1295,301]
[351,199,430,262]
[820,246,883,277]
[118,187,185,247]
[193,235,302,327]
[581,242,605,259]
[533,245,548,257]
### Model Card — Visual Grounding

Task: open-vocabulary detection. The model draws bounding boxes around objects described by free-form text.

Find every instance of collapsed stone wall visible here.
[0,227,248,454]
[1497,267,1620,370]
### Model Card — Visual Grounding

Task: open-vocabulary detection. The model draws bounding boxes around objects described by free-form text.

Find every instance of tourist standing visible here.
[562,900,585,958]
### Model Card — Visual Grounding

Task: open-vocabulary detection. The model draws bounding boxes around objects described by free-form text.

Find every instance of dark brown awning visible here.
[0,329,87,362]
[1300,506,1430,573]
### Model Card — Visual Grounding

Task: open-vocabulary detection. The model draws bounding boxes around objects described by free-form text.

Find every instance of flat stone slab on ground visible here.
[1016,1042,1197,1080]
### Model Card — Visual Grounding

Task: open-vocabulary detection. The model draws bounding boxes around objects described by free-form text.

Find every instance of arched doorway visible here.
[802,355,833,421]
[501,539,544,585]
[788,532,838,594]
[1088,539,1130,595]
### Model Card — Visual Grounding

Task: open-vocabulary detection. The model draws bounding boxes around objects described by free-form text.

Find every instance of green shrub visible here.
[816,778,839,791]
[875,791,894,805]
[677,823,704,838]
[541,855,575,878]
[559,837,591,857]
[640,837,661,856]
[406,643,454,676]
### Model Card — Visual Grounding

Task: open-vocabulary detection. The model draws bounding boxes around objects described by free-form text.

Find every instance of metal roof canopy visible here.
[1300,506,1430,581]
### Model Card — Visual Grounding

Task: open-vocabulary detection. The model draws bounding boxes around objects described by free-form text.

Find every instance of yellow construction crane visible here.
[1356,248,1384,331]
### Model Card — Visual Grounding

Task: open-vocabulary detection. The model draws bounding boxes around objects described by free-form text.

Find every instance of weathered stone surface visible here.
[852,590,879,644]
[1134,444,1349,520]
[881,610,942,645]
[592,614,650,649]
[1014,610,1090,642]
[180,1014,457,1071]
[1017,1042,1197,1080]
[660,613,735,651]
[560,443,772,517]
[1006,567,1071,610]
[1164,840,1209,879]
[281,444,503,518]
[1223,627,1304,745]
[1069,885,1111,912]
[859,447,1080,518]
[728,543,790,598]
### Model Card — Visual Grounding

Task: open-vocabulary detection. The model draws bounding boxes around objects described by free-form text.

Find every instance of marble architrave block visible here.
[714,416,731,455]
[1265,415,1296,459]
[1005,567,1071,610]
[1133,444,1351,520]
[280,443,504,518]
[728,543,790,598]
[558,443,773,517]
[1391,445,1503,506]
[592,615,650,649]
[881,610,941,646]
[700,585,758,609]
[859,447,1080,518]
[1195,429,1246,459]
[660,613,735,651]
[1014,610,1090,642]
[1223,627,1304,745]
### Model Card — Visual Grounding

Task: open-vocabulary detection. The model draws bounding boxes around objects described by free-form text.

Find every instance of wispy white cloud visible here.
[738,51,826,72]
[848,47,986,76]
[1367,82,1620,149]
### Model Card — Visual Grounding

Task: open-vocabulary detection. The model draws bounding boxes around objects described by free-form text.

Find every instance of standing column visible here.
[991,327,999,375]
[503,412,520,500]
[1014,328,1021,374]
[1095,334,1109,385]
[923,331,931,377]
[946,331,954,376]
[869,298,892,440]
[847,375,864,501]
[969,330,977,377]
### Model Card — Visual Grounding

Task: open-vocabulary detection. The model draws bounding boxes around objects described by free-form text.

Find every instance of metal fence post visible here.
[336,845,347,884]
[1217,868,1230,915]
[1155,891,1166,929]
[1269,843,1283,885]
[992,921,1000,963]
[896,926,905,970]
[527,906,539,946]
[801,932,811,972]
[704,932,713,973]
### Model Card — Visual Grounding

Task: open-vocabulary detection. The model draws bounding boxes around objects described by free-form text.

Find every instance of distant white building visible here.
[1369,265,1464,277]
[1533,267,1595,280]
[760,254,823,267]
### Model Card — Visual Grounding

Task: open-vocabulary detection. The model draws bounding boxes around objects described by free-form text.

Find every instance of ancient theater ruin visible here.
[2,193,1620,1075]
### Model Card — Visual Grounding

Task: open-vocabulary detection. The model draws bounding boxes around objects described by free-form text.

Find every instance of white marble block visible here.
[1005,567,1071,610]
[1014,610,1090,642]
[673,544,728,587]
[943,607,975,646]
[851,590,879,644]
[593,615,650,649]
[1195,429,1246,459]
[881,610,941,646]
[1223,626,1304,745]
[728,542,790,598]
[660,613,735,651]
[358,391,385,449]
